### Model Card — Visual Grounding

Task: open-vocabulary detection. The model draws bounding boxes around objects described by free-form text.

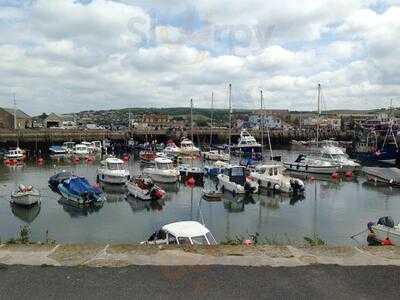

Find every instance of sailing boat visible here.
[179,99,200,157]
[202,92,230,161]
[4,94,26,163]
[283,84,343,174]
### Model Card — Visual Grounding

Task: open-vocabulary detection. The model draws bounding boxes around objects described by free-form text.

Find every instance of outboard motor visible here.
[290,179,305,194]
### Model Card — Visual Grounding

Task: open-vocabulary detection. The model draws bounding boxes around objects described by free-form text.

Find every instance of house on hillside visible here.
[0,107,32,129]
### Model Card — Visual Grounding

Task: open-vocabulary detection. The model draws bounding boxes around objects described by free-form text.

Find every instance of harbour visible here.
[0,148,398,246]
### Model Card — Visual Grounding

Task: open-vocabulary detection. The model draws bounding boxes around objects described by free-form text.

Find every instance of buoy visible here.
[331,172,339,179]
[345,171,353,178]
[4,159,10,165]
[186,177,196,188]
[123,154,130,162]
[37,157,44,164]
[72,156,80,164]
[243,239,253,246]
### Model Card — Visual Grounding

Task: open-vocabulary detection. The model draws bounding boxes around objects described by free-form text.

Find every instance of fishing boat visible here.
[48,171,73,194]
[143,157,180,183]
[283,154,342,174]
[231,130,262,158]
[142,221,217,245]
[4,148,25,161]
[250,164,305,194]
[217,166,259,195]
[58,177,105,207]
[97,157,130,185]
[204,160,230,177]
[368,216,400,245]
[73,144,90,157]
[139,150,157,164]
[126,177,166,201]
[320,145,360,173]
[202,150,230,161]
[202,190,223,201]
[164,141,181,157]
[49,145,68,155]
[363,167,400,187]
[179,138,200,156]
[11,184,40,207]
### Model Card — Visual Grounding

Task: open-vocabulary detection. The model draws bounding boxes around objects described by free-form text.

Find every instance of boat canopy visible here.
[162,221,211,238]
[62,177,101,195]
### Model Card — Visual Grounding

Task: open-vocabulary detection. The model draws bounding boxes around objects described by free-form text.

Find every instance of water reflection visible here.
[361,181,400,196]
[126,195,165,212]
[58,197,102,218]
[11,203,41,223]
[99,183,126,203]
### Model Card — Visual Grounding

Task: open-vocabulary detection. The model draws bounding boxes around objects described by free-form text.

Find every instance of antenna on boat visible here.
[316,84,321,148]
[228,84,232,159]
[210,92,214,149]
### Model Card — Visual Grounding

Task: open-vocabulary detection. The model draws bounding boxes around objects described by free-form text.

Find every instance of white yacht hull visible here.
[283,163,340,174]
[97,173,129,184]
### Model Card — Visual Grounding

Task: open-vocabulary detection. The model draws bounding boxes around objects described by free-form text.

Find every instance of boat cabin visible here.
[222,166,247,186]
[63,142,75,150]
[181,139,195,149]
[237,130,260,147]
[154,157,174,170]
[144,221,217,245]
[254,164,284,176]
[101,157,125,170]
[74,144,89,153]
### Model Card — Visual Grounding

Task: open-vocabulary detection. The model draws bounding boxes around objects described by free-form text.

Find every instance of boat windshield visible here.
[108,163,123,170]
[190,235,208,245]
[157,162,173,170]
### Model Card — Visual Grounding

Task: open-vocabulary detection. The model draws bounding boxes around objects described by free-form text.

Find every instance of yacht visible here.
[143,157,180,183]
[179,139,200,156]
[320,146,360,173]
[283,154,342,174]
[97,157,130,184]
[4,148,25,161]
[163,141,181,157]
[202,149,230,162]
[250,164,305,194]
[232,130,262,158]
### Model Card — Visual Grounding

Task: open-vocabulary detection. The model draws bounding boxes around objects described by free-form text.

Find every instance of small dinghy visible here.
[126,177,166,201]
[367,216,400,246]
[11,184,40,207]
[202,190,223,201]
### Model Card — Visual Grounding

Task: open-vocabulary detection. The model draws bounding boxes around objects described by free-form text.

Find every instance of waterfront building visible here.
[0,107,32,129]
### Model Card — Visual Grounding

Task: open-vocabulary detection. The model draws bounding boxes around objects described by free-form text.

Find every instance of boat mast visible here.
[261,90,273,160]
[260,90,264,151]
[190,98,194,142]
[13,93,17,130]
[210,92,214,148]
[316,84,321,147]
[228,84,232,158]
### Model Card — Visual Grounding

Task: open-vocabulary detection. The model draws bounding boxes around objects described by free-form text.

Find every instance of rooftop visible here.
[1,108,31,119]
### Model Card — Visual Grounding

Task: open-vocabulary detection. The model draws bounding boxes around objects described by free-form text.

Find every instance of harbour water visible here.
[0,149,399,245]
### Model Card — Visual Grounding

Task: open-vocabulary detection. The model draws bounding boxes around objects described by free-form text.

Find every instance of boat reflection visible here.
[157,182,180,193]
[361,180,400,196]
[99,183,127,202]
[222,193,256,212]
[58,197,102,218]
[126,195,165,212]
[10,202,41,223]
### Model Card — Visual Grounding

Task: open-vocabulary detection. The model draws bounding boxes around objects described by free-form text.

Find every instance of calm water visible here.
[0,150,399,245]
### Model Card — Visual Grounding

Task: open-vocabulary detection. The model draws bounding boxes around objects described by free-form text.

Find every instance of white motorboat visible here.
[81,141,95,153]
[4,148,24,160]
[62,142,75,154]
[250,164,305,194]
[283,154,342,174]
[202,150,230,161]
[143,157,180,183]
[97,157,130,184]
[126,177,166,201]
[73,144,90,157]
[204,160,230,176]
[142,221,217,245]
[217,166,259,195]
[11,184,40,206]
[179,139,200,156]
[164,141,181,157]
[320,146,360,173]
[231,130,262,157]
[49,145,68,155]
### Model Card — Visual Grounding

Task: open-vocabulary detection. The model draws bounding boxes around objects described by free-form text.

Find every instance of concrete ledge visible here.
[1,244,400,267]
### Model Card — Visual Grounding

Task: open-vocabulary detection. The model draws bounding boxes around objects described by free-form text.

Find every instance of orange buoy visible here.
[123,154,130,162]
[331,172,339,179]
[186,177,196,188]
[4,159,10,165]
[243,239,253,246]
[37,157,44,164]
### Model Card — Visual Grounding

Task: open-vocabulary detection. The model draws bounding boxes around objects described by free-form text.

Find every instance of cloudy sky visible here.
[0,0,399,115]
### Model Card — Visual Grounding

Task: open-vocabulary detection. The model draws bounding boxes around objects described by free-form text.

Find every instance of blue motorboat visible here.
[49,145,68,155]
[58,177,105,207]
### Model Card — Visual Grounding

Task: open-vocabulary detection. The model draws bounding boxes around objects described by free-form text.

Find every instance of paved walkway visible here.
[1,244,400,267]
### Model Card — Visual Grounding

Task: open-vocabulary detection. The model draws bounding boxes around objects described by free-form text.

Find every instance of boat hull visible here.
[372,225,400,245]
[58,184,104,207]
[11,192,40,206]
[97,173,129,185]
[283,163,341,174]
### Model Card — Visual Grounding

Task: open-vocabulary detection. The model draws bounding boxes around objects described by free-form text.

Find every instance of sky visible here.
[0,0,399,115]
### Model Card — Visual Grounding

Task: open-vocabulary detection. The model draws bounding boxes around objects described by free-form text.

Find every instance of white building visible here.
[249,115,283,129]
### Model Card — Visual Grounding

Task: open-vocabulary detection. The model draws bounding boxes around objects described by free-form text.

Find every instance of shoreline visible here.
[1,244,400,267]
